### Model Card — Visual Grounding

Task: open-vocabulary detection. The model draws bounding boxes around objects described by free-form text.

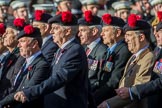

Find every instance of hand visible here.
[14,91,27,103]
[97,101,108,108]
[115,87,130,99]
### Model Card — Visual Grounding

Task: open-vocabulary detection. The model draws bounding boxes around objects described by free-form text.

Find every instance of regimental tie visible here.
[126,55,136,76]
[85,47,91,56]
[55,48,65,64]
[13,61,27,88]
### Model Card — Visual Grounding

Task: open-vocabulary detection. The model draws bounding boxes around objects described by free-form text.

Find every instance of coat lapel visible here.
[53,39,77,65]
[89,40,102,58]
[41,37,53,50]
[26,54,44,79]
[123,48,151,77]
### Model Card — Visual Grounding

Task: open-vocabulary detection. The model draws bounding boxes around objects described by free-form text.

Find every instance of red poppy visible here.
[7,60,13,67]
[108,55,113,61]
[35,10,45,21]
[61,11,72,23]
[0,23,5,36]
[13,18,25,27]
[158,11,162,22]
[28,66,32,71]
[24,25,34,34]
[102,14,112,25]
[84,11,93,23]
[128,14,138,28]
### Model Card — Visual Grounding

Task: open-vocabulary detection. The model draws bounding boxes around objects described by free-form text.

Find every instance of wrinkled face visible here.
[155,29,162,47]
[101,26,116,46]
[3,27,18,48]
[15,7,28,21]
[78,25,92,45]
[18,37,35,58]
[116,9,130,22]
[125,31,140,53]
[50,24,66,47]
[85,4,99,16]
[33,21,46,36]
[58,1,72,11]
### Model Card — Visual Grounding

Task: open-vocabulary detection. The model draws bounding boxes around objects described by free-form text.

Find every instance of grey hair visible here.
[89,25,102,34]
[62,25,79,36]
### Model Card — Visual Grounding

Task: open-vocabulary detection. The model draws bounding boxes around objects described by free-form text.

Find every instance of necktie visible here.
[154,47,161,60]
[13,61,27,88]
[86,47,91,56]
[129,55,136,64]
[55,48,64,64]
[126,55,136,76]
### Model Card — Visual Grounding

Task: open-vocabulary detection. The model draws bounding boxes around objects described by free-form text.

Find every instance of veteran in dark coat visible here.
[0,18,27,100]
[98,14,155,108]
[78,10,107,91]
[32,10,58,64]
[0,25,50,108]
[93,13,131,105]
[13,11,89,108]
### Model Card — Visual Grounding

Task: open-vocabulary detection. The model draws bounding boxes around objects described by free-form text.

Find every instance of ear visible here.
[116,28,122,38]
[31,40,38,48]
[92,27,98,36]
[139,33,145,41]
[44,24,49,32]
[64,27,71,36]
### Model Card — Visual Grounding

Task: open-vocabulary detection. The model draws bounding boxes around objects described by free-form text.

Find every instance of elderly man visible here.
[0,25,50,108]
[115,16,162,108]
[78,10,107,91]
[98,14,155,108]
[0,18,26,100]
[0,23,7,59]
[12,11,88,108]
[32,10,58,64]
[93,13,131,105]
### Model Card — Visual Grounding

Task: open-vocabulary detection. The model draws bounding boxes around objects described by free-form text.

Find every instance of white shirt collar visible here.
[26,51,42,66]
[87,38,101,50]
[134,45,149,57]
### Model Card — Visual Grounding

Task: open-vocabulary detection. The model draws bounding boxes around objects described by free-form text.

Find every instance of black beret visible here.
[17,25,41,40]
[124,14,151,32]
[17,25,42,48]
[101,13,126,28]
[7,18,27,31]
[78,11,101,26]
[48,11,77,26]
[34,10,52,23]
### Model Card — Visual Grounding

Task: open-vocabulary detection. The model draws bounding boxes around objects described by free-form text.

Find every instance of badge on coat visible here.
[103,61,113,72]
[87,59,98,71]
[153,59,162,74]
